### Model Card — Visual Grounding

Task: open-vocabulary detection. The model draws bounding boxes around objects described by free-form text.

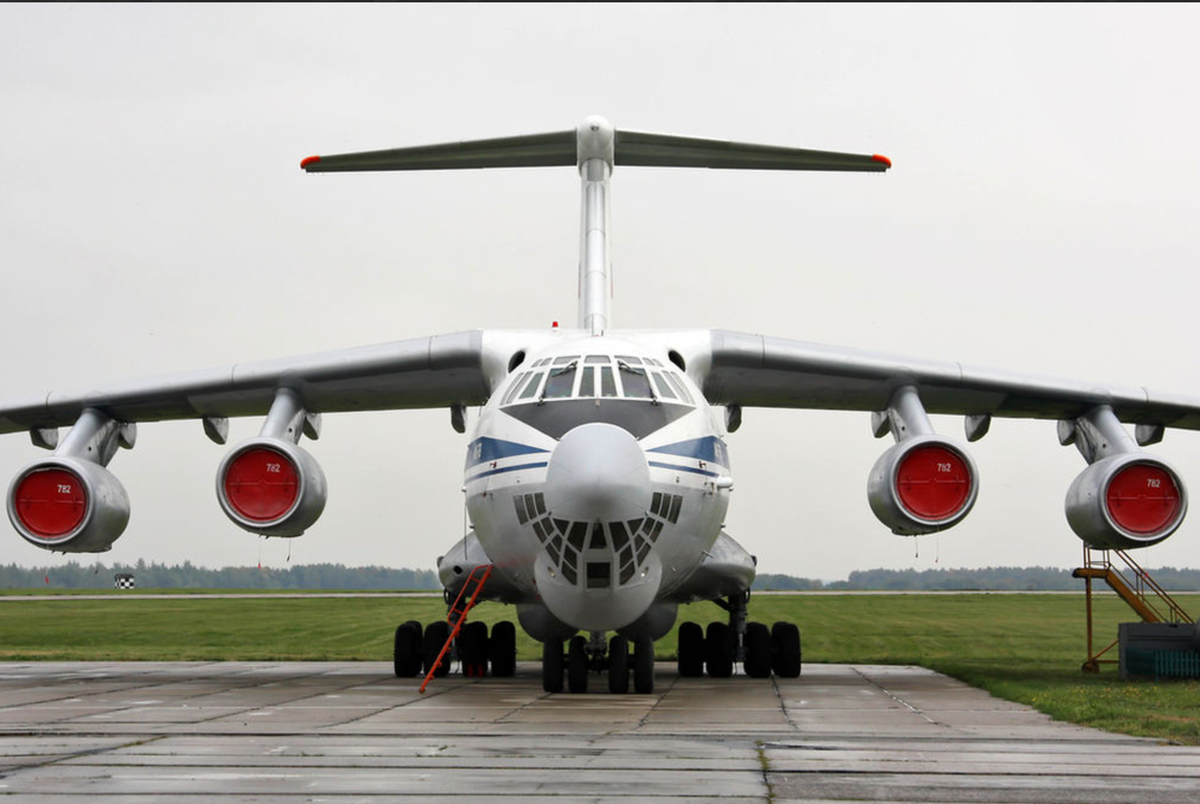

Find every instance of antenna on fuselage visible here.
[300,118,891,336]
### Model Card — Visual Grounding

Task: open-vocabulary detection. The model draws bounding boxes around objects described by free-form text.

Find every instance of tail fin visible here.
[300,125,890,174]
[302,117,890,335]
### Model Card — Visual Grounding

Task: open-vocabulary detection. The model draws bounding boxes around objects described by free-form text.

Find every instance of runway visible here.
[0,661,1197,802]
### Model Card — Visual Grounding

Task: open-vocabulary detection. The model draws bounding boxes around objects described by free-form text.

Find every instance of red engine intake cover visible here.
[895,444,973,521]
[221,446,300,523]
[1105,462,1182,536]
[12,466,87,539]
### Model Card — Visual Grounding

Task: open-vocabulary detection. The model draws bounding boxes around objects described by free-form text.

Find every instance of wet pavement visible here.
[0,661,1196,802]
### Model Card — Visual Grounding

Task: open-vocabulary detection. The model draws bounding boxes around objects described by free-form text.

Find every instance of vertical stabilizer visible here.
[577,117,616,335]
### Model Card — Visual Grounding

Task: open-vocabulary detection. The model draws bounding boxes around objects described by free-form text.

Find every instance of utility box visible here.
[1119,621,1200,679]
[114,573,135,591]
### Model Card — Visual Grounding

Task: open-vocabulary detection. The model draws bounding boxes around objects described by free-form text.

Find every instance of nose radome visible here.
[544,424,650,522]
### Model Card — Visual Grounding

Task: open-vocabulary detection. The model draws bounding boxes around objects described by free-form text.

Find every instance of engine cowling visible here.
[1065,453,1187,549]
[216,438,327,537]
[868,435,978,535]
[7,457,130,552]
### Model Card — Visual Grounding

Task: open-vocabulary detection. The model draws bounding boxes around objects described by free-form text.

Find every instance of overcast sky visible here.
[2,4,1200,580]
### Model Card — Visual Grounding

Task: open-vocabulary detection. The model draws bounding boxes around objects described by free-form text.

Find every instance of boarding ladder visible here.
[419,564,493,693]
[1073,547,1192,672]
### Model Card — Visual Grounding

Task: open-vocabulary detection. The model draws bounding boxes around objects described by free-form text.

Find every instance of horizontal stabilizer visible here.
[302,120,890,174]
[301,131,576,172]
[614,130,890,172]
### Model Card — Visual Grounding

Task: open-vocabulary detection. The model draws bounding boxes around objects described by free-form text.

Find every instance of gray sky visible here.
[3,4,1200,580]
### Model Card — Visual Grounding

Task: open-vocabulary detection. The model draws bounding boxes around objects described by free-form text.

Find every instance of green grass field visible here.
[1,591,1197,745]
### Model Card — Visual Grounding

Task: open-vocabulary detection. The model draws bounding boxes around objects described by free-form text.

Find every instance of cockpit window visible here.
[663,373,694,404]
[502,371,532,405]
[599,366,617,397]
[651,372,676,400]
[578,366,595,397]
[542,363,577,399]
[553,355,580,365]
[615,355,642,365]
[585,355,610,364]
[517,372,544,400]
[619,363,652,399]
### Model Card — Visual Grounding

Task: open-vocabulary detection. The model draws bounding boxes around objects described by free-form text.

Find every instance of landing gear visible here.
[393,620,423,678]
[608,635,629,694]
[567,635,589,693]
[489,621,517,678]
[674,592,803,681]
[422,620,451,677]
[459,621,489,678]
[677,621,704,677]
[633,635,655,694]
[743,621,772,678]
[542,638,564,693]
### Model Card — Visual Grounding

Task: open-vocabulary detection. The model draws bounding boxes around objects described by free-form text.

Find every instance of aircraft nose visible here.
[544,423,650,522]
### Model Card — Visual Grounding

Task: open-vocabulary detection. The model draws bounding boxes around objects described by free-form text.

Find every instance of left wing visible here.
[652,329,1200,547]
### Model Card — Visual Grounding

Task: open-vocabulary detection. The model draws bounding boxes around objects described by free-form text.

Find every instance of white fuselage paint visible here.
[460,334,732,633]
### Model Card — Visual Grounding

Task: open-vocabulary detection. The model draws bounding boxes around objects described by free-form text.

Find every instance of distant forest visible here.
[6,561,1200,592]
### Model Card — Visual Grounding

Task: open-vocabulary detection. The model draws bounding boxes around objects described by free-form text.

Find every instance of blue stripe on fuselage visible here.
[465,437,550,470]
[647,436,730,468]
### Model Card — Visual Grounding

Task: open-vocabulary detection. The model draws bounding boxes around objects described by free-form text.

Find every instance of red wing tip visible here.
[872,154,892,169]
[300,155,321,169]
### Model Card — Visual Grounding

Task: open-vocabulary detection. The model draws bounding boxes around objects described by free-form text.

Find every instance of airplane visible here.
[3,116,1197,695]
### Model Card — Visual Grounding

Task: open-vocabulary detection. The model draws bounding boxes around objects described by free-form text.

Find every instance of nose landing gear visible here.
[542,630,657,694]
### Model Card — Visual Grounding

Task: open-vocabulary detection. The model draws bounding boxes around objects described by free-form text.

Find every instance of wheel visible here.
[489,621,517,678]
[743,621,772,678]
[567,635,589,693]
[633,635,655,693]
[677,621,704,677]
[459,621,489,678]
[771,621,802,678]
[542,639,564,693]
[422,620,451,677]
[705,621,733,678]
[393,622,422,678]
[608,635,629,694]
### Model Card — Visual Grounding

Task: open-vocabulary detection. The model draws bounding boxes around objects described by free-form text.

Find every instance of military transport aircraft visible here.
[2,117,1197,694]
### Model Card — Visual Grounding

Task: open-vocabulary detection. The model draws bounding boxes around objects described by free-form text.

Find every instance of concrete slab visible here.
[0,661,1196,802]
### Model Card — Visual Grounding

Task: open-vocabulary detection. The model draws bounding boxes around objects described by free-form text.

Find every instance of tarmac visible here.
[0,661,1197,802]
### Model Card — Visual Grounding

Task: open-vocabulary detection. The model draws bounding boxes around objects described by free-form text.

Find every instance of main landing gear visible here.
[675,593,802,681]
[392,619,517,680]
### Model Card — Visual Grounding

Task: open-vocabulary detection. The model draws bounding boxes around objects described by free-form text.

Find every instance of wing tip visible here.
[300,155,321,170]
[872,154,892,169]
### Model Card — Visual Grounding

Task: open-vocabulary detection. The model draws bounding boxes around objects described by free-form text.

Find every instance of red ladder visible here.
[419,564,493,693]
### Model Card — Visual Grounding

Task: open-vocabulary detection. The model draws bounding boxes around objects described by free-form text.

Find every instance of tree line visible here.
[6,561,1200,592]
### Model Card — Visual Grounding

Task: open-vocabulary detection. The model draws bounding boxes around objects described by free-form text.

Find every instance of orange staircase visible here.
[419,564,493,693]
[1073,547,1191,672]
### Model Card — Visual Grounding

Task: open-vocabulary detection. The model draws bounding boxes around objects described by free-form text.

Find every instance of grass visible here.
[1,590,1198,744]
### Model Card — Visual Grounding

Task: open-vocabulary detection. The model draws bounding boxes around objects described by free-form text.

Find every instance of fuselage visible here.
[460,334,733,634]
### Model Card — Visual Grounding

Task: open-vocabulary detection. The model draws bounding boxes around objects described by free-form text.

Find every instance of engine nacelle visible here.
[216,438,327,537]
[7,457,130,552]
[868,435,978,535]
[1065,453,1187,549]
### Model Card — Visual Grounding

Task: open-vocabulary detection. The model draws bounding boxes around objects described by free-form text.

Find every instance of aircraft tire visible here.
[460,621,489,678]
[567,635,589,693]
[608,635,629,694]
[705,621,734,678]
[489,621,517,677]
[677,621,704,677]
[771,621,802,678]
[542,639,564,693]
[744,621,773,678]
[393,622,422,678]
[423,621,451,677]
[633,635,655,694]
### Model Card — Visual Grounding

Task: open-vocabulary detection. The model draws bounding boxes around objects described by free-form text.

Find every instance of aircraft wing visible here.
[0,331,497,436]
[697,329,1200,430]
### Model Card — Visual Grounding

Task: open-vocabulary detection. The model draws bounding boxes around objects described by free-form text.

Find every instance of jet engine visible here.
[1060,406,1188,550]
[1065,453,1186,550]
[868,435,978,535]
[7,457,130,552]
[216,437,326,537]
[867,386,978,535]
